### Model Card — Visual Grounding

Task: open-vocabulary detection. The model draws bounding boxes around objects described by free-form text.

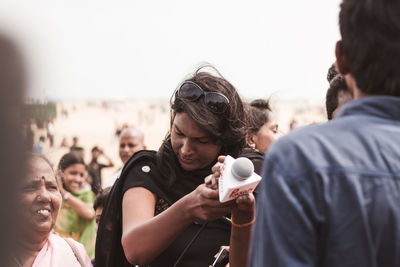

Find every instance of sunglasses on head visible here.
[176,81,230,114]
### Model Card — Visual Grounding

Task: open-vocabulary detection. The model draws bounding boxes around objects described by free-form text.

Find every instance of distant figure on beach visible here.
[103,127,146,188]
[70,136,85,159]
[47,120,55,147]
[114,122,129,138]
[289,119,298,131]
[88,146,114,194]
[60,136,69,148]
[32,135,46,155]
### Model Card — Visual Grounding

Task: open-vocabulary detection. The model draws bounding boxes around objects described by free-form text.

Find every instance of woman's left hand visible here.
[231,193,255,225]
[208,155,255,224]
[205,156,226,190]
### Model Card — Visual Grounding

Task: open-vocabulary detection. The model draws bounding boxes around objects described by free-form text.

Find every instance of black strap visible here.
[171,222,208,267]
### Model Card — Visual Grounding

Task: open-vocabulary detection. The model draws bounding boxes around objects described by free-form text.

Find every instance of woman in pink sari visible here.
[13,154,92,267]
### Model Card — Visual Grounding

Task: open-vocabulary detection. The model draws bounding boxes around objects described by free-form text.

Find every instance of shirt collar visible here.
[336,95,400,121]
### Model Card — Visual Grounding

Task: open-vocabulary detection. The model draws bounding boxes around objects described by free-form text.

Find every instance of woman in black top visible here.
[95,65,261,267]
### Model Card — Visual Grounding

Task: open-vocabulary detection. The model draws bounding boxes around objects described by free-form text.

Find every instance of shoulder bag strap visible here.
[63,237,86,267]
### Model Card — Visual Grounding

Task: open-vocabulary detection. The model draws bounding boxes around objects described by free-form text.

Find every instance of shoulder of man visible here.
[265,122,345,178]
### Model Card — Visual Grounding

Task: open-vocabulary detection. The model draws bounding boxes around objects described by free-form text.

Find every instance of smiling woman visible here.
[14,154,92,267]
[54,152,96,259]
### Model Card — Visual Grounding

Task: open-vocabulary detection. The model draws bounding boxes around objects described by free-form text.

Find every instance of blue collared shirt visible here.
[250,96,400,267]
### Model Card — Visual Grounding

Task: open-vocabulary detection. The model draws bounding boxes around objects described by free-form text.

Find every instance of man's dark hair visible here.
[339,0,400,96]
[94,187,112,210]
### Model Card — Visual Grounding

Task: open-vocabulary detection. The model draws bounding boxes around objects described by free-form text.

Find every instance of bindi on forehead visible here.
[30,174,55,183]
[32,175,49,179]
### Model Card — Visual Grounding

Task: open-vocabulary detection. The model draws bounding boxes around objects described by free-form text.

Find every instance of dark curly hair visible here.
[157,65,246,186]
[339,0,400,96]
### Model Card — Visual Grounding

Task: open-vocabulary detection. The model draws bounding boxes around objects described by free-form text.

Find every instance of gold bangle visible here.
[231,216,255,228]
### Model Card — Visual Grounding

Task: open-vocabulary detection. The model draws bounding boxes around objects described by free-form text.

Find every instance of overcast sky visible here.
[0,0,342,101]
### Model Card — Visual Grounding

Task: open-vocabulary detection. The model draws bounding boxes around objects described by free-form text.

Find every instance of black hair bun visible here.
[327,63,338,82]
[250,99,270,110]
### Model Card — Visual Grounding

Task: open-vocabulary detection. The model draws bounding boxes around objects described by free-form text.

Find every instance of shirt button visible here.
[142,166,151,173]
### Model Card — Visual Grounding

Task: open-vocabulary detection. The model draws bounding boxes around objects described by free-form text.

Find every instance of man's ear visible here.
[335,41,350,75]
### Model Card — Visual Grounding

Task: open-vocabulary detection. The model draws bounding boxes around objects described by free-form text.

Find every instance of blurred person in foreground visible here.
[325,63,353,120]
[103,127,147,188]
[245,99,279,153]
[0,34,26,266]
[96,65,261,267]
[54,152,96,259]
[250,0,400,266]
[14,154,92,266]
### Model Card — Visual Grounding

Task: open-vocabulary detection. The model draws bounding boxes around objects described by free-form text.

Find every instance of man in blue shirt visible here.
[250,0,400,266]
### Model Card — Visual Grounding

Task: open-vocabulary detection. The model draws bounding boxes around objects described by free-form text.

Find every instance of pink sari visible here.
[32,234,92,267]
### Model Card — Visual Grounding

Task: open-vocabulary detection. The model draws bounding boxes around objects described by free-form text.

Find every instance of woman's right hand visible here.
[55,169,67,196]
[184,182,232,222]
[184,155,239,222]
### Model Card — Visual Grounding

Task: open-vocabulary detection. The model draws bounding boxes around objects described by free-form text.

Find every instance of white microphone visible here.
[218,155,262,203]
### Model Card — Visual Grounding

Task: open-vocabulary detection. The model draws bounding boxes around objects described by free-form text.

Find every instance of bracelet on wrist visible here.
[231,216,255,228]
[63,192,71,201]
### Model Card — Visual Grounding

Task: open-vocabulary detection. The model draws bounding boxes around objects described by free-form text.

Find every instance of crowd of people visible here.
[2,0,400,266]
